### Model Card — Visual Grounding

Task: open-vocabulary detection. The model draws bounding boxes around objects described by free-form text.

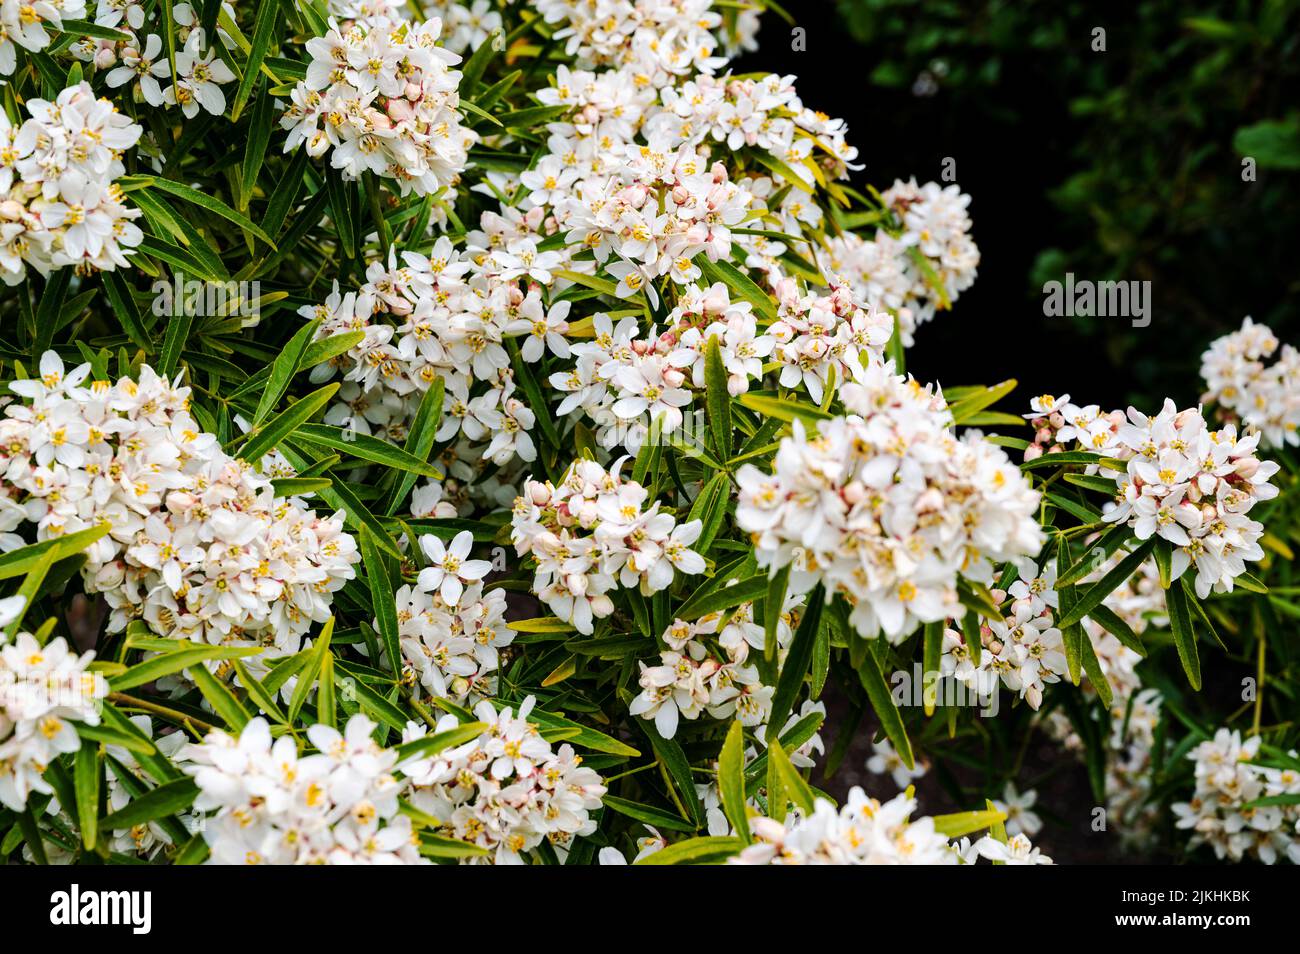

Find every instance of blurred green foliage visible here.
[836,0,1300,390]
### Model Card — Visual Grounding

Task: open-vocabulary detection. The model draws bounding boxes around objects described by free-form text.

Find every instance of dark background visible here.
[736,0,1300,413]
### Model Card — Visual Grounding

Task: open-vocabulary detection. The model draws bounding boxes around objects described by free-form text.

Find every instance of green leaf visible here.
[738,391,831,425]
[287,617,334,723]
[768,738,816,815]
[703,334,732,460]
[1167,580,1202,690]
[3,545,54,638]
[75,723,156,755]
[1234,116,1300,171]
[157,311,193,379]
[231,660,290,725]
[763,563,791,663]
[74,743,101,851]
[602,795,697,833]
[99,778,199,831]
[676,573,768,621]
[134,177,277,247]
[188,664,252,731]
[697,257,776,322]
[1020,451,1106,471]
[100,271,153,353]
[271,477,332,497]
[58,18,132,41]
[360,526,401,675]
[0,525,110,581]
[231,0,277,121]
[332,661,409,732]
[239,80,275,210]
[642,721,703,828]
[1087,603,1146,657]
[931,808,1007,839]
[857,648,913,770]
[252,319,319,428]
[956,578,1004,623]
[1235,572,1268,594]
[294,423,442,477]
[922,620,943,716]
[386,376,444,515]
[316,470,403,558]
[111,645,263,691]
[393,723,488,763]
[1055,539,1156,630]
[174,835,211,865]
[506,338,560,450]
[765,584,824,742]
[718,719,750,842]
[685,471,730,556]
[235,382,338,464]
[525,708,639,757]
[634,836,744,865]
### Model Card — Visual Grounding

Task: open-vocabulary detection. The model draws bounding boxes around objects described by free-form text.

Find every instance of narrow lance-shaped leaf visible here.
[765,584,824,742]
[718,719,750,843]
[858,646,914,770]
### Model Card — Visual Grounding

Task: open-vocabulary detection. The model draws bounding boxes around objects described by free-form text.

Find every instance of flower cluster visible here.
[825,179,979,345]
[303,237,559,469]
[551,283,775,453]
[282,14,477,196]
[0,628,106,811]
[0,0,85,74]
[1021,392,1125,460]
[72,2,238,121]
[534,0,756,81]
[769,274,893,404]
[1172,729,1300,865]
[1201,317,1300,449]
[731,789,1052,865]
[1102,399,1278,598]
[0,353,360,667]
[511,458,705,634]
[657,72,861,180]
[395,531,516,705]
[737,364,1043,642]
[420,0,501,54]
[0,81,143,284]
[627,606,798,738]
[399,696,607,863]
[555,138,755,303]
[182,715,424,864]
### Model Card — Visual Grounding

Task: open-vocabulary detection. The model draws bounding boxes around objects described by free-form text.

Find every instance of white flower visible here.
[0,632,106,811]
[282,16,478,197]
[1102,399,1277,598]
[736,362,1043,643]
[162,29,236,118]
[993,783,1042,838]
[399,696,606,864]
[0,353,360,670]
[182,714,424,864]
[417,530,492,605]
[866,739,927,790]
[974,833,1053,865]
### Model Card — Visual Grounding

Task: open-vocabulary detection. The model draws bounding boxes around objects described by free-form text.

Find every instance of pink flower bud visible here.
[1233,457,1259,479]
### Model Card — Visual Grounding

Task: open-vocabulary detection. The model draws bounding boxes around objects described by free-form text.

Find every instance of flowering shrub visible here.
[0,0,1296,867]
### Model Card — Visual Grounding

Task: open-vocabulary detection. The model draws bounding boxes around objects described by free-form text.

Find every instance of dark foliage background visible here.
[739,0,1300,412]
